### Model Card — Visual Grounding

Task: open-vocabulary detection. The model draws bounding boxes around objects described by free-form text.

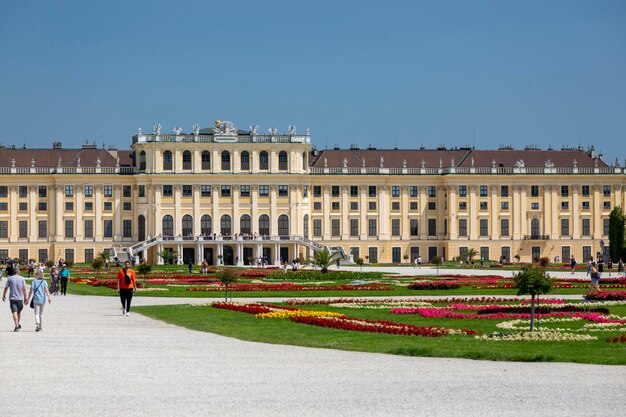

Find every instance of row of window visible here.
[0,248,94,264]
[0,219,126,239]
[148,150,294,172]
[160,184,293,198]
[456,217,608,238]
[160,214,291,237]
[1,183,617,202]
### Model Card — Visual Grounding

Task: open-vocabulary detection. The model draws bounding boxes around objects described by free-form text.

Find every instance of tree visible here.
[539,257,550,268]
[216,268,238,301]
[609,206,625,263]
[430,255,442,276]
[311,248,342,273]
[137,262,152,281]
[356,257,364,272]
[512,265,554,331]
[465,248,478,268]
[92,258,104,275]
[158,248,177,265]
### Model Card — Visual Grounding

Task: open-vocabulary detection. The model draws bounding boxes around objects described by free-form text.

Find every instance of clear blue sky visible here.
[1,0,625,159]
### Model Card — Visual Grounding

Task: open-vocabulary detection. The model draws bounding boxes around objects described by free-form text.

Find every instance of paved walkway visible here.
[1,271,624,416]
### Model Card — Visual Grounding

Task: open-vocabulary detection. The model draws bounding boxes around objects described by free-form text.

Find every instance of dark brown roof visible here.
[310,149,470,168]
[461,149,606,168]
[0,148,134,168]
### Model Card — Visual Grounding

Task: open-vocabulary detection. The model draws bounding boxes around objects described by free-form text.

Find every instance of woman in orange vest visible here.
[116,260,137,317]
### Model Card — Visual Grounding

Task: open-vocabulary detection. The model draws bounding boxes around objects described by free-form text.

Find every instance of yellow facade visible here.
[0,125,624,264]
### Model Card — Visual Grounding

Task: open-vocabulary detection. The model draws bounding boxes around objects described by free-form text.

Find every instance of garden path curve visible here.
[0,286,624,416]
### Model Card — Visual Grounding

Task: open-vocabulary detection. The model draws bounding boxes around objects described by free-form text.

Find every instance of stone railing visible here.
[309,166,623,175]
[0,166,136,175]
[133,133,310,144]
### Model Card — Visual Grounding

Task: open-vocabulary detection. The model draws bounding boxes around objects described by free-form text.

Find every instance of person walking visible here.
[618,259,624,276]
[2,263,28,331]
[417,256,422,269]
[49,266,59,295]
[26,270,52,332]
[589,262,600,292]
[116,261,136,317]
[607,258,613,276]
[59,264,70,295]
[187,259,193,275]
[570,256,576,274]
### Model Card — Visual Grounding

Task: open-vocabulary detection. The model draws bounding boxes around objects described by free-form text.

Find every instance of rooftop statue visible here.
[153,123,161,135]
[343,158,348,168]
[306,128,310,136]
[250,125,258,135]
[402,159,407,168]
[491,159,495,168]
[31,158,35,167]
[421,159,425,168]
[137,127,142,135]
[573,159,577,168]
[288,125,296,135]
[214,120,237,135]
[380,156,384,168]
[362,158,366,167]
[192,124,200,135]
[324,158,328,168]
[544,159,555,169]
[515,159,525,168]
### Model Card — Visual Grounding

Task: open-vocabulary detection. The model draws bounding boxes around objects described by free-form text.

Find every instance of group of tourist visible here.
[2,259,137,331]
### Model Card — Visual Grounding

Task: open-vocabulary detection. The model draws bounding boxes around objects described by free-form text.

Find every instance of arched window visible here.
[278,214,289,236]
[182,151,192,170]
[201,215,212,235]
[220,215,232,236]
[163,151,172,171]
[531,218,540,237]
[259,214,270,236]
[201,151,211,170]
[138,215,146,241]
[240,214,251,235]
[303,214,309,238]
[240,151,250,171]
[278,151,288,171]
[259,151,269,170]
[221,151,231,171]
[162,215,174,237]
[182,214,193,236]
[139,151,146,171]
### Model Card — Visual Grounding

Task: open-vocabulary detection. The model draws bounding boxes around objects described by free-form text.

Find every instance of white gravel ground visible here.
[1,268,624,416]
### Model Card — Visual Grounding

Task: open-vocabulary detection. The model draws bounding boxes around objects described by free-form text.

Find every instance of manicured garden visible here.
[31,262,626,364]
[61,264,626,298]
[135,295,626,364]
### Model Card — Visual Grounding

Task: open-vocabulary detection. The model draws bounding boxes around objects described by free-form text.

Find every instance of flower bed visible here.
[584,291,626,301]
[187,283,392,292]
[290,316,476,337]
[407,281,462,290]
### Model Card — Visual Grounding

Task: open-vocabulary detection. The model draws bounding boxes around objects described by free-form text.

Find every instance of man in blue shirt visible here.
[2,263,28,331]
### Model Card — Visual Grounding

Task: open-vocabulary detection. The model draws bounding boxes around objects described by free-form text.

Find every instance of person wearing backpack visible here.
[116,261,136,317]
[59,264,70,296]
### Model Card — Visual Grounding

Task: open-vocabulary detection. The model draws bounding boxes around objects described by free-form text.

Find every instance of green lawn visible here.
[135,302,626,365]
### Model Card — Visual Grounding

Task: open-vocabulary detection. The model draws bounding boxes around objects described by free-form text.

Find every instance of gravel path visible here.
[1,277,624,416]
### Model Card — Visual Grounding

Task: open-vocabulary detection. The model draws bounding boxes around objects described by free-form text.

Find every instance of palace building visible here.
[0,120,624,265]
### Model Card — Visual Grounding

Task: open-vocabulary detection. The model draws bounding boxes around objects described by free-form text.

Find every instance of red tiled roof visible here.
[310,149,470,168]
[0,148,133,168]
[461,149,605,168]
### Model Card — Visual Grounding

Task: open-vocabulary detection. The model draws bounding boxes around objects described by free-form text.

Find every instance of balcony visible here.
[523,234,550,240]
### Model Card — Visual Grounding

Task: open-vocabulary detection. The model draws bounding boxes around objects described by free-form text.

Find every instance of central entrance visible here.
[223,246,234,265]
[243,247,253,265]
[182,248,195,265]
[203,248,214,265]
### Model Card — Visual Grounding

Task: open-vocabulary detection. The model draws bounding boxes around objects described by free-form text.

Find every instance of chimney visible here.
[53,141,62,149]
